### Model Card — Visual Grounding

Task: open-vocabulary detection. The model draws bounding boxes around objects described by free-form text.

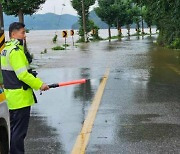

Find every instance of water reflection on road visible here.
[25,35,180,154]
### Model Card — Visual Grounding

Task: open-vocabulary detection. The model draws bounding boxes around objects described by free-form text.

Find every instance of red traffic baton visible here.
[48,79,88,88]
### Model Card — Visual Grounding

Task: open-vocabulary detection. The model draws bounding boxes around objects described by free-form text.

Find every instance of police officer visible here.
[1,22,49,154]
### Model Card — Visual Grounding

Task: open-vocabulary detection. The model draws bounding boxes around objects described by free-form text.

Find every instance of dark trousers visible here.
[9,106,31,154]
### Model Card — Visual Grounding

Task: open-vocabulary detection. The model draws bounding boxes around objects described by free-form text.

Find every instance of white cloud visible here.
[37,0,98,16]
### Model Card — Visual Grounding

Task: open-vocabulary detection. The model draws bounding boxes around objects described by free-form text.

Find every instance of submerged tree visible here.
[133,0,145,34]
[138,0,180,48]
[124,0,134,37]
[132,4,141,35]
[143,7,153,35]
[95,0,118,41]
[114,0,127,37]
[71,0,96,42]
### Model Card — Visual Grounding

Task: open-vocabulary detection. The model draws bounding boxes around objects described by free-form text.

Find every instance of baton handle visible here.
[48,84,59,88]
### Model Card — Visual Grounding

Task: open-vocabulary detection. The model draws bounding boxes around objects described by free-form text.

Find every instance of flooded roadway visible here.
[24,35,180,154]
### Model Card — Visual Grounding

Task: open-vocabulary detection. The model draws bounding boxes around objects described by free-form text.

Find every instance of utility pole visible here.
[0,3,5,52]
[82,0,87,42]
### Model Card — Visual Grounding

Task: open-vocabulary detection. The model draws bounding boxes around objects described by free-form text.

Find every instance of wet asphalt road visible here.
[25,36,180,154]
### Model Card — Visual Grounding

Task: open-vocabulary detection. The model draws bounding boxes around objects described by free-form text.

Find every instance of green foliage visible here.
[44,49,47,53]
[41,48,47,54]
[52,34,58,44]
[114,0,127,27]
[170,38,180,49]
[95,0,141,37]
[124,1,134,26]
[95,0,118,26]
[135,0,180,48]
[1,0,46,16]
[71,0,96,41]
[132,4,141,34]
[62,44,70,47]
[71,0,96,16]
[110,0,127,37]
[89,20,102,41]
[95,0,119,39]
[76,37,86,43]
[52,46,65,50]
[124,0,135,36]
[77,18,98,39]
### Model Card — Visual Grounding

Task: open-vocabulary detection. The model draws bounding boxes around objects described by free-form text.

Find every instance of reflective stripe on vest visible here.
[1,46,29,89]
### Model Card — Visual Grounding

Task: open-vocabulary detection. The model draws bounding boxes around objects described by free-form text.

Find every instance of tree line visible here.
[72,0,180,49]
[1,0,179,49]
[137,0,180,49]
[71,0,154,41]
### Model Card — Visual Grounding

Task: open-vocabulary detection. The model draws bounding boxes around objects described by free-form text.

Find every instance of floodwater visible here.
[13,29,180,154]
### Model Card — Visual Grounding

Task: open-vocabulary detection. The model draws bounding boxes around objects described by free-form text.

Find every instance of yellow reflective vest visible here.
[1,39,43,110]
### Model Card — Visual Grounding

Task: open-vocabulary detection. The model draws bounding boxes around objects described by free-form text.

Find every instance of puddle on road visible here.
[26,67,103,153]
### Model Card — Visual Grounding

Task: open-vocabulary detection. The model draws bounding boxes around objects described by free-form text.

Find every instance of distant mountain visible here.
[72,10,148,29]
[4,13,78,30]
[89,10,109,29]
[3,11,148,30]
[72,10,108,29]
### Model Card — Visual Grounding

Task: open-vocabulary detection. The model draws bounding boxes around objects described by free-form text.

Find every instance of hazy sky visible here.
[37,0,98,16]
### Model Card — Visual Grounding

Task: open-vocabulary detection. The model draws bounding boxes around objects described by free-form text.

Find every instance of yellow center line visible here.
[167,64,180,76]
[71,68,110,154]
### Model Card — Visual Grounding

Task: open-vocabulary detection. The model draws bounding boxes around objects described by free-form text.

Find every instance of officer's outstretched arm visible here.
[10,49,43,90]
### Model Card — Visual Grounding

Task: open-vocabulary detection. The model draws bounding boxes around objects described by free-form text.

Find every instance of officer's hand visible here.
[40,83,49,91]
